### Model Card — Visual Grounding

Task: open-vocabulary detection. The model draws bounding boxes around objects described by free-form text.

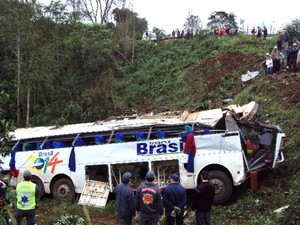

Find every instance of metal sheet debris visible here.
[78,180,110,208]
[241,71,260,82]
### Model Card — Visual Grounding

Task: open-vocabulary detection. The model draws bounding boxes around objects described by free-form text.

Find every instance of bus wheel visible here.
[32,176,45,199]
[208,170,232,204]
[52,178,75,202]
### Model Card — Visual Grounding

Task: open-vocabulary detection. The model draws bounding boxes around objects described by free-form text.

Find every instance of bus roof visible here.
[10,101,259,141]
[10,108,224,141]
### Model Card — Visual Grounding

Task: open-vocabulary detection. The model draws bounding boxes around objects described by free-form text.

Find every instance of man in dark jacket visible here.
[263,26,268,40]
[136,171,163,225]
[115,172,135,225]
[192,171,215,225]
[163,173,187,225]
[287,43,299,72]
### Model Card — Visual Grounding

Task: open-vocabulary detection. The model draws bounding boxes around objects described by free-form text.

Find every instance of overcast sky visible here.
[37,0,299,34]
[127,0,300,34]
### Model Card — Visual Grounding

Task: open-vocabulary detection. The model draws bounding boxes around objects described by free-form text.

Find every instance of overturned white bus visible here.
[0,101,285,205]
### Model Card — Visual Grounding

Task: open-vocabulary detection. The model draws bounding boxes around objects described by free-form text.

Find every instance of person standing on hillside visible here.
[251,27,256,36]
[283,30,290,50]
[271,46,280,73]
[279,51,286,71]
[115,172,136,225]
[266,54,273,74]
[163,173,187,225]
[256,26,262,40]
[177,30,181,38]
[136,171,163,225]
[263,26,268,40]
[287,43,299,72]
[15,170,39,225]
[277,31,284,50]
[192,171,215,225]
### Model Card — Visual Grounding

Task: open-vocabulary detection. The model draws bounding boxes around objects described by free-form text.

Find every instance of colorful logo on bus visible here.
[27,151,63,174]
[33,158,45,170]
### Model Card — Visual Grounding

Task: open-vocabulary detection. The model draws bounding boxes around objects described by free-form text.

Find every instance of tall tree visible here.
[184,12,202,35]
[112,8,147,61]
[0,89,13,160]
[0,0,121,127]
[67,0,127,24]
[285,18,300,39]
[207,11,238,30]
[0,1,40,126]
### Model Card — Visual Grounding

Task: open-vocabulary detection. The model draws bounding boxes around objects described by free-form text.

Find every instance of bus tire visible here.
[52,178,75,202]
[31,176,45,199]
[208,170,232,204]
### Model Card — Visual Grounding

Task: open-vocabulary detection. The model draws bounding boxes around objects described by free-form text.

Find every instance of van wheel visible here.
[209,170,232,204]
[52,178,75,202]
[31,176,45,199]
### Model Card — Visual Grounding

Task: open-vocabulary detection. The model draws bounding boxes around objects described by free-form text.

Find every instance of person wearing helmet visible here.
[15,170,39,225]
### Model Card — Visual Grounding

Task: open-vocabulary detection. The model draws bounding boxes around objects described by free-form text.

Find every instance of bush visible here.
[54,214,85,225]
[278,173,300,225]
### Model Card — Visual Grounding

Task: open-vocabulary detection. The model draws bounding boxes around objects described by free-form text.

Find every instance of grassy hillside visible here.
[116,34,275,111]
[5,33,300,225]
[115,33,300,224]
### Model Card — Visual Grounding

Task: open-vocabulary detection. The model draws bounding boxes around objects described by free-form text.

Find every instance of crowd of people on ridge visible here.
[260,29,300,74]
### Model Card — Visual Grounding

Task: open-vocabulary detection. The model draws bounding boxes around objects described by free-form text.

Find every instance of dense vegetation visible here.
[1,0,300,224]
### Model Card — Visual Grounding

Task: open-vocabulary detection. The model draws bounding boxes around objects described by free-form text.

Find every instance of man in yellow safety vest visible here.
[15,170,39,225]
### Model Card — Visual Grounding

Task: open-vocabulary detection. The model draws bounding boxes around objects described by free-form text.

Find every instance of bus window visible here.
[134,131,145,141]
[157,130,166,139]
[115,132,124,143]
[36,142,43,150]
[52,141,68,148]
[95,135,105,145]
[74,138,86,147]
[44,141,53,149]
[23,143,35,151]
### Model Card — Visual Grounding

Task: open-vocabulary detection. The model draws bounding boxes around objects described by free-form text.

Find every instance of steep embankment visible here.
[116,34,300,224]
[118,34,273,112]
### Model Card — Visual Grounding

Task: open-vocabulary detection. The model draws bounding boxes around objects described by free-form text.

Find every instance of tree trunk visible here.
[131,26,135,63]
[16,32,21,126]
[26,86,30,127]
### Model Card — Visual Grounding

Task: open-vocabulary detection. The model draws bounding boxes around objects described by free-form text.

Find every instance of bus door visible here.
[178,158,195,189]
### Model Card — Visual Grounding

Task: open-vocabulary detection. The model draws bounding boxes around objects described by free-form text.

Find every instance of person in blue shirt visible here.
[115,172,135,225]
[163,173,187,225]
